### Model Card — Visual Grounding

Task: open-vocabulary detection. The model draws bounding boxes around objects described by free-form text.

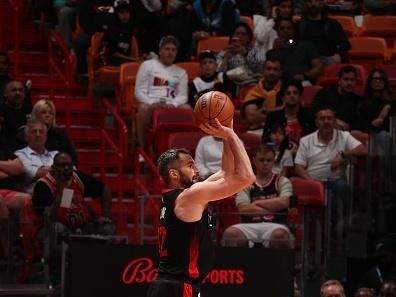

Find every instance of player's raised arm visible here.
[175,119,255,222]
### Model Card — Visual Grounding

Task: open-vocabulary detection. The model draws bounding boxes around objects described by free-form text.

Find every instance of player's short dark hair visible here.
[157,148,191,184]
[338,65,358,78]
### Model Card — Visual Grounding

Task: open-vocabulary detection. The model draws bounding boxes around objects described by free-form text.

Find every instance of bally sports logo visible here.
[121,258,244,285]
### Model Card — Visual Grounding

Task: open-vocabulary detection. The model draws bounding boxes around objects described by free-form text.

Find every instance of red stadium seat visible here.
[176,61,201,83]
[351,131,369,147]
[238,132,261,157]
[301,86,322,107]
[196,36,229,56]
[320,64,366,87]
[380,64,396,91]
[328,15,360,37]
[361,15,396,49]
[167,131,205,157]
[348,37,388,72]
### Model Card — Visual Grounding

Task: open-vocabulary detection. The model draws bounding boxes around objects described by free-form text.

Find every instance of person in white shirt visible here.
[294,107,367,242]
[135,35,191,152]
[15,120,58,194]
[195,135,223,180]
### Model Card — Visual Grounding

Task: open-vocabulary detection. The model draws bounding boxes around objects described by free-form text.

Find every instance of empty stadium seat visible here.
[238,132,261,157]
[347,37,388,72]
[196,36,229,56]
[167,131,205,157]
[320,63,366,87]
[328,15,359,37]
[176,61,201,82]
[361,15,396,49]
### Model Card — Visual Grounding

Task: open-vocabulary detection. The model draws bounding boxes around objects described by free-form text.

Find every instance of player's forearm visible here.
[221,139,234,173]
[226,132,254,182]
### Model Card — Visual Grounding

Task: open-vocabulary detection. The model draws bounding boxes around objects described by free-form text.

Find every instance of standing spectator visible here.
[56,0,81,49]
[253,0,294,63]
[296,0,350,65]
[262,123,293,176]
[312,65,363,131]
[268,17,323,84]
[0,81,32,151]
[321,280,346,297]
[263,79,315,152]
[222,144,293,249]
[134,36,190,152]
[189,50,236,107]
[102,2,137,66]
[240,56,283,133]
[15,120,58,194]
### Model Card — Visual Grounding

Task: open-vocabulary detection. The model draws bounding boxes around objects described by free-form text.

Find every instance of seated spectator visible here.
[32,151,114,235]
[379,279,396,297]
[294,107,367,246]
[17,99,113,219]
[358,68,396,189]
[134,36,190,152]
[0,80,32,151]
[102,1,137,66]
[15,120,58,194]
[195,135,223,180]
[263,79,315,151]
[188,50,235,107]
[216,23,263,82]
[320,280,346,297]
[354,287,375,297]
[240,56,284,133]
[268,17,323,84]
[222,144,293,249]
[296,0,350,65]
[0,157,29,258]
[262,123,293,177]
[312,65,363,131]
[253,0,293,58]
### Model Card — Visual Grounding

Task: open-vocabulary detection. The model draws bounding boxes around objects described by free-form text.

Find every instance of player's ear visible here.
[169,168,179,179]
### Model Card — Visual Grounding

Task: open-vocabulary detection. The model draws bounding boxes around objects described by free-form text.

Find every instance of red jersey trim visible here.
[183,283,193,297]
[188,225,199,279]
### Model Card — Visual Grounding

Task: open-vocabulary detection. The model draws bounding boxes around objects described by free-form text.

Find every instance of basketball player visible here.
[147,118,255,297]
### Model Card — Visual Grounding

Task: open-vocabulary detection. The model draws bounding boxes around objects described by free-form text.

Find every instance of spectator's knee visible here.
[222,227,248,247]
[269,228,291,249]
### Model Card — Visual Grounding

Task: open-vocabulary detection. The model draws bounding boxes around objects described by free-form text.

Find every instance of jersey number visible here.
[158,225,168,257]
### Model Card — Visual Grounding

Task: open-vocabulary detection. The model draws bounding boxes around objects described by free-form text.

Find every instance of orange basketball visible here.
[194,91,234,126]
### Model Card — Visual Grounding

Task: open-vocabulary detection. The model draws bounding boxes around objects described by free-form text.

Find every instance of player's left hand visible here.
[199,118,232,140]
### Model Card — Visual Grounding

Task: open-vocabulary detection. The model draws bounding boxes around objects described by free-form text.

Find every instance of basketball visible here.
[194,91,234,126]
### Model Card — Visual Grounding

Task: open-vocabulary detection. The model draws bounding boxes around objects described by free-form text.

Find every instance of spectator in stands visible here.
[216,22,263,82]
[0,80,32,151]
[15,120,58,194]
[358,68,396,190]
[263,79,315,152]
[268,17,323,84]
[74,0,115,74]
[195,135,223,180]
[102,1,137,66]
[364,0,396,15]
[0,158,29,259]
[32,151,114,235]
[55,0,81,49]
[294,107,367,244]
[0,52,32,106]
[240,56,283,134]
[253,0,293,60]
[17,99,113,219]
[296,0,350,65]
[189,50,235,107]
[222,144,293,249]
[134,36,190,152]
[379,280,396,297]
[354,287,375,297]
[312,65,363,131]
[320,280,346,297]
[262,123,293,176]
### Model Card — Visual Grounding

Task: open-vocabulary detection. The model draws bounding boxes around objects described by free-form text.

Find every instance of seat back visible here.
[176,61,201,83]
[290,179,325,206]
[362,15,396,31]
[351,131,369,147]
[328,15,359,37]
[348,37,387,72]
[301,85,322,107]
[167,131,205,157]
[196,36,229,55]
[238,132,261,157]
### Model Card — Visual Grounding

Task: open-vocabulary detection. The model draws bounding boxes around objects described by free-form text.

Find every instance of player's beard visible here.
[178,170,196,188]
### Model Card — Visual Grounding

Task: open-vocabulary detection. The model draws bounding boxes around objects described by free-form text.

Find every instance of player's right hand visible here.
[199,118,233,140]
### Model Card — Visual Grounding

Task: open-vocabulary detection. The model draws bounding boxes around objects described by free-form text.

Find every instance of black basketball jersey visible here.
[241,174,288,225]
[157,189,214,284]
